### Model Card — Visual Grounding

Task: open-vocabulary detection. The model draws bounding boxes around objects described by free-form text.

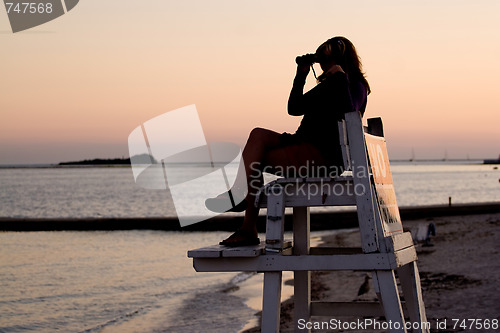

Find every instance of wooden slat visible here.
[189,245,414,269]
[265,186,286,252]
[193,253,396,272]
[262,272,283,332]
[385,232,414,253]
[393,246,418,268]
[338,120,352,171]
[293,207,311,333]
[345,111,379,253]
[397,262,429,333]
[372,270,407,332]
[372,192,390,253]
[189,241,293,259]
[221,244,264,257]
[187,245,223,258]
[255,175,355,208]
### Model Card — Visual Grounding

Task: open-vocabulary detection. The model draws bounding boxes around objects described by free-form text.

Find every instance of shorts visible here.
[262,132,343,178]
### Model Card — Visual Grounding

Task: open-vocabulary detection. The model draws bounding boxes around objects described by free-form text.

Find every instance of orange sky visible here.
[1,0,499,164]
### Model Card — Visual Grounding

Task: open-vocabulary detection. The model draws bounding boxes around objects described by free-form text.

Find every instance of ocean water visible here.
[0,230,263,333]
[0,161,499,219]
[390,161,500,206]
[0,162,499,332]
[0,167,173,219]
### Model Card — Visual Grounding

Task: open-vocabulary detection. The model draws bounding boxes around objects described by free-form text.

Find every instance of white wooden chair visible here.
[188,111,428,333]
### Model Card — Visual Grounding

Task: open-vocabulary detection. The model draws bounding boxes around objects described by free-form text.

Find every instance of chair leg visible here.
[372,270,407,333]
[293,207,311,333]
[294,271,310,333]
[397,262,430,333]
[262,271,283,333]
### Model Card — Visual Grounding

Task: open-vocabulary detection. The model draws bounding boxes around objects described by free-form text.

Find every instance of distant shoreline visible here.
[0,159,497,169]
[58,157,131,166]
[1,202,499,232]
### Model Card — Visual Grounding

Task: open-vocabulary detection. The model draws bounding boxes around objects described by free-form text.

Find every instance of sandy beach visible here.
[242,212,500,332]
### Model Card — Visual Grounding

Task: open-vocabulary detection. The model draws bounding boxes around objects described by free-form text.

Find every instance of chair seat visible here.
[188,240,293,258]
[189,245,417,272]
[255,172,356,208]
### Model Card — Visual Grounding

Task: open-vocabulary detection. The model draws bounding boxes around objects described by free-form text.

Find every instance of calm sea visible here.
[0,162,499,332]
[1,161,499,219]
[0,230,266,333]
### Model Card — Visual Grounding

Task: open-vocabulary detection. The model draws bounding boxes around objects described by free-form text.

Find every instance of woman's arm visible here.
[287,64,310,116]
[287,75,307,116]
[288,70,352,119]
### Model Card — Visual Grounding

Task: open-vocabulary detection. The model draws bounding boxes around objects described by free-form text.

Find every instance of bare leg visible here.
[220,128,328,245]
[222,128,294,243]
[238,128,282,237]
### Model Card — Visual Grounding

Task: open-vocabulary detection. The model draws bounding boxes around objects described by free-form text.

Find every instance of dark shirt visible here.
[286,71,367,165]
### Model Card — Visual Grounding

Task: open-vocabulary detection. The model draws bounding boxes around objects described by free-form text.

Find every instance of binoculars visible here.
[295,53,320,66]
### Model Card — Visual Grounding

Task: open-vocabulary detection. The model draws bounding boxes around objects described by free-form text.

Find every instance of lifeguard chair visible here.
[188,111,429,333]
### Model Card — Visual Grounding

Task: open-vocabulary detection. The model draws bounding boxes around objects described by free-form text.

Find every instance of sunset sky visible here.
[1,0,499,164]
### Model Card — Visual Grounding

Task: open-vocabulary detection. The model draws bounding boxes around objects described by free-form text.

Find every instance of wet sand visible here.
[243,212,500,332]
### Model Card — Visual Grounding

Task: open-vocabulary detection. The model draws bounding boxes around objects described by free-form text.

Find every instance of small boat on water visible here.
[484,154,500,164]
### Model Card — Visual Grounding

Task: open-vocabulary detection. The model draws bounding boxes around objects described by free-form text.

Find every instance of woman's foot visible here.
[219,229,260,247]
[205,190,248,213]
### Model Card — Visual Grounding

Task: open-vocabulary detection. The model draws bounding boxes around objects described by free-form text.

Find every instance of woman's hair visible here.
[316,36,371,94]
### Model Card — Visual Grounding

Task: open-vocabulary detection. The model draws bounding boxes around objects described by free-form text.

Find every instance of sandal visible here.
[219,229,260,247]
[205,190,248,213]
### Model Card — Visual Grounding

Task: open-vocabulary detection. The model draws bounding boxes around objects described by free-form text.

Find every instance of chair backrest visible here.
[338,117,385,172]
[337,120,351,171]
[343,111,404,253]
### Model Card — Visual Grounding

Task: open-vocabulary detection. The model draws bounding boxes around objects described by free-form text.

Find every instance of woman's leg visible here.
[222,129,329,245]
[237,128,282,235]
[219,128,283,243]
[237,145,292,237]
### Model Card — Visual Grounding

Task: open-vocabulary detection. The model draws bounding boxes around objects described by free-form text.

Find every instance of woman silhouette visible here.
[206,36,370,246]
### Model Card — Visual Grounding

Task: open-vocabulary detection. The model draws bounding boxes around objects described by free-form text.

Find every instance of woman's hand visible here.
[296,63,310,76]
[295,54,315,77]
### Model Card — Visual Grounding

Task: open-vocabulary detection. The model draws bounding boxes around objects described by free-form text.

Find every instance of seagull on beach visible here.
[357,274,371,297]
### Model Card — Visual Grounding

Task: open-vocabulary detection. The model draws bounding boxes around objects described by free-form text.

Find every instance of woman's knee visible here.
[249,127,269,139]
[248,127,279,144]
